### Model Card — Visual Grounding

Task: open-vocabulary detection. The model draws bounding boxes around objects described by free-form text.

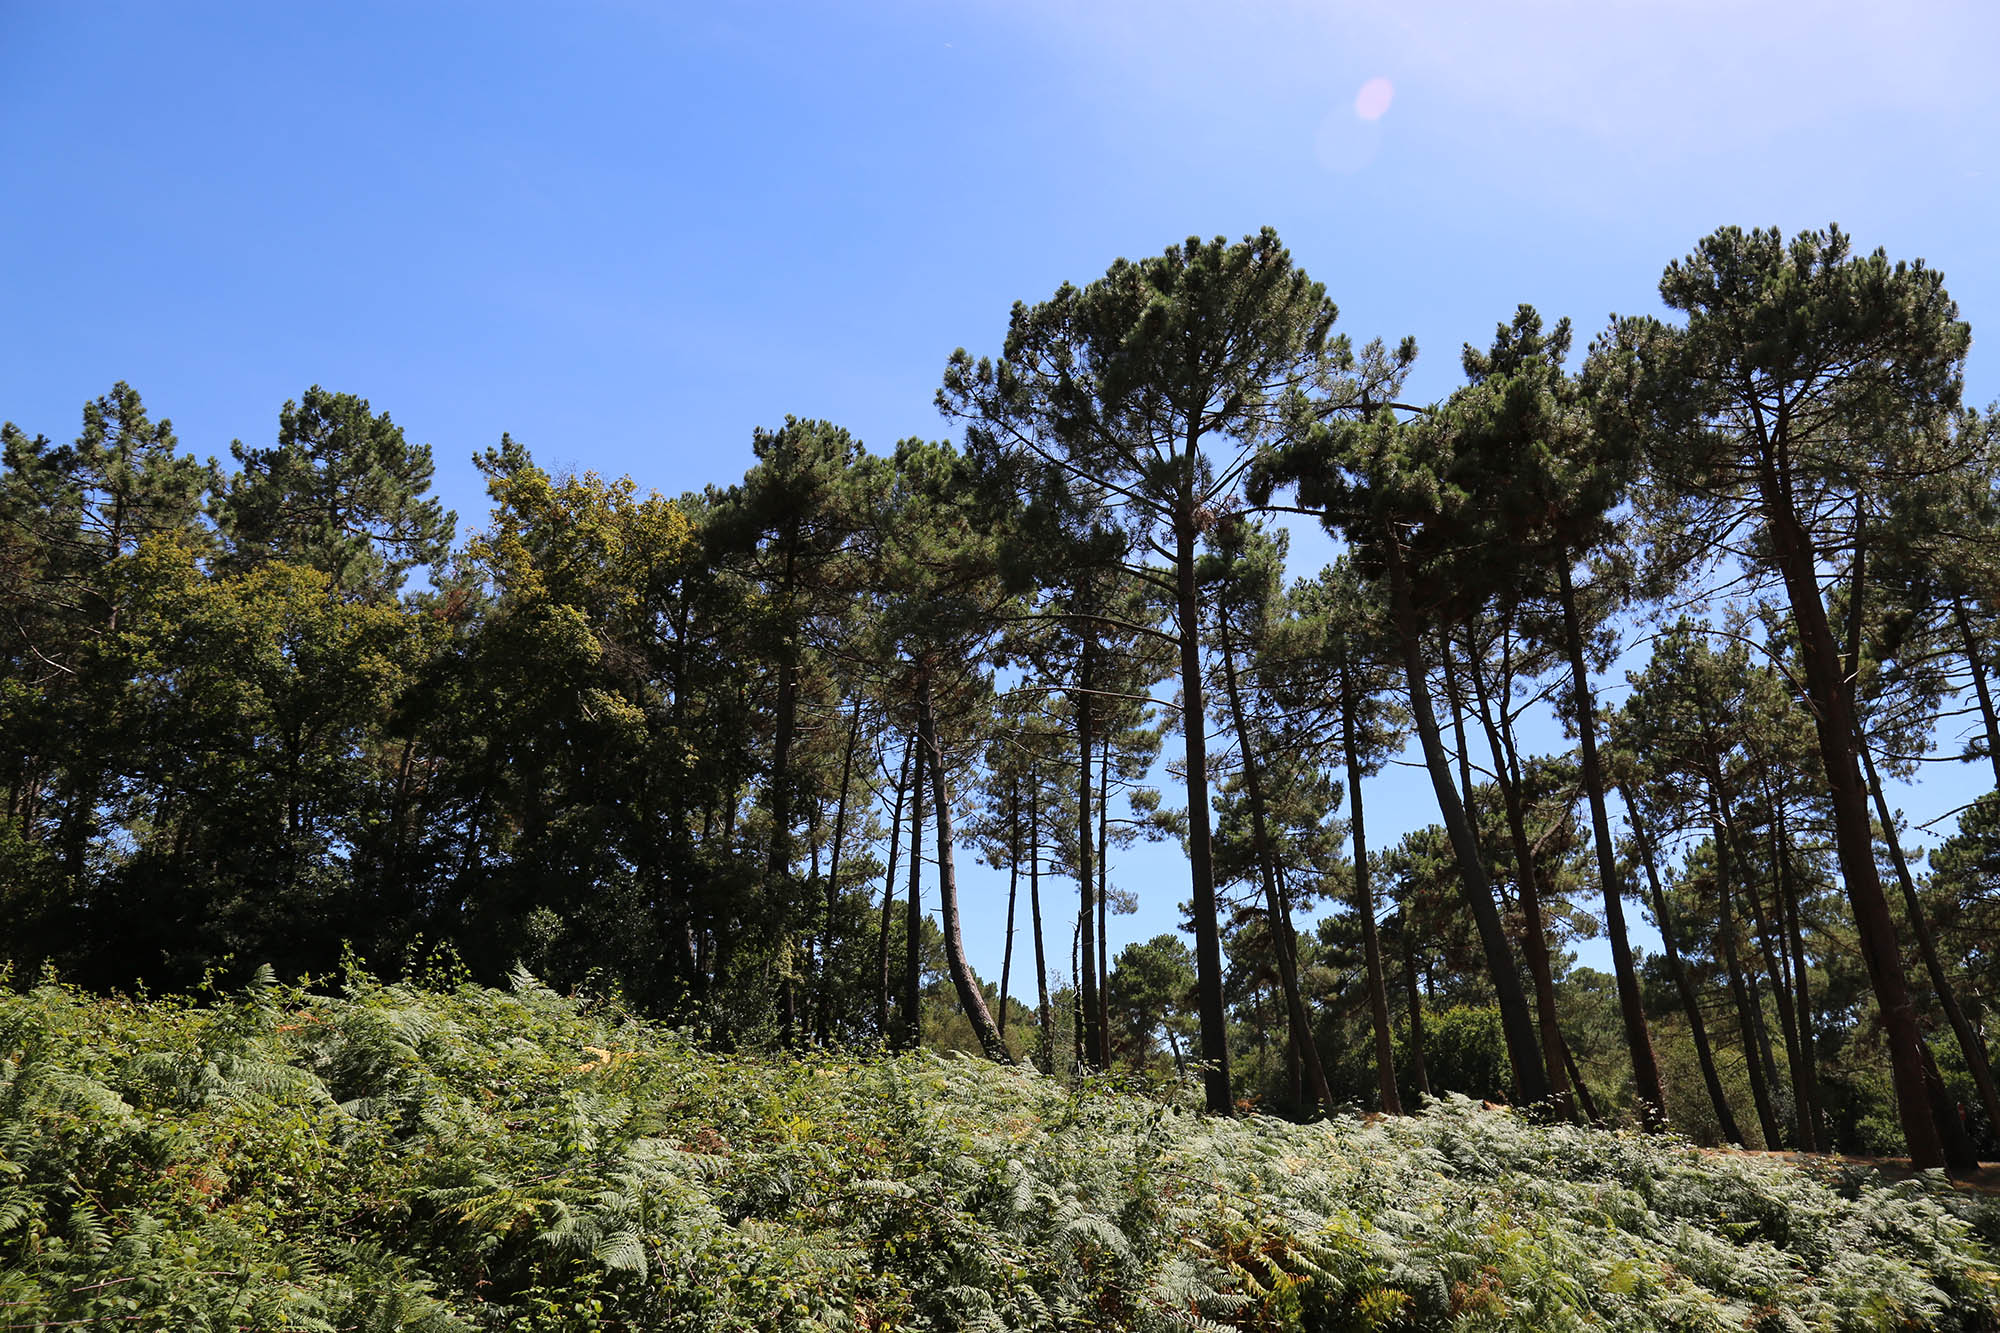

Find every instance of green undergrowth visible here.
[3,969,1997,1331]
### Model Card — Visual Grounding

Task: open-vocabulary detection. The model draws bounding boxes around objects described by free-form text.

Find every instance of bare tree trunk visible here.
[1219,601,1333,1107]
[1775,815,1826,1151]
[999,772,1019,1040]
[1951,592,2000,791]
[1860,730,2000,1157]
[1097,733,1111,1073]
[1712,798,1784,1150]
[1029,769,1052,1072]
[1757,464,1942,1167]
[816,696,863,1044]
[1343,667,1402,1115]
[1625,788,1744,1144]
[901,729,926,1052]
[1466,629,1575,1118]
[1175,500,1232,1114]
[1741,846,1809,1150]
[874,735,911,1041]
[1380,534,1547,1105]
[1558,561,1666,1129]
[1399,908,1433,1100]
[1075,643,1104,1068]
[917,676,1008,1062]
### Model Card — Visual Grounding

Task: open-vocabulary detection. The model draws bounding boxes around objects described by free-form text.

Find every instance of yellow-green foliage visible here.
[2,968,1996,1331]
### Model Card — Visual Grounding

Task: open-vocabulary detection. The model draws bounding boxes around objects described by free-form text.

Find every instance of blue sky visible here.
[6,1,1998,987]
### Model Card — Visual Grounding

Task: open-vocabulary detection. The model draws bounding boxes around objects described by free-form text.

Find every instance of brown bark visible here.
[1465,630,1576,1118]
[874,735,911,1040]
[1218,602,1333,1107]
[1774,816,1826,1151]
[1343,665,1403,1115]
[1176,501,1233,1114]
[901,730,925,1051]
[1028,769,1053,1072]
[1860,729,2000,1156]
[1075,645,1105,1068]
[1951,593,2000,791]
[1399,907,1433,1100]
[918,676,1008,1061]
[1711,800,1785,1150]
[999,772,1019,1039]
[1753,436,1943,1166]
[1558,561,1668,1129]
[1380,532,1547,1104]
[815,696,864,1044]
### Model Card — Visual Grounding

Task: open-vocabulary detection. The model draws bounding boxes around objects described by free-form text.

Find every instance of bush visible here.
[2,969,1996,1330]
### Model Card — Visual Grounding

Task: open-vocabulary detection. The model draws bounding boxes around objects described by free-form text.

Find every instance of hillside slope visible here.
[2,970,1996,1331]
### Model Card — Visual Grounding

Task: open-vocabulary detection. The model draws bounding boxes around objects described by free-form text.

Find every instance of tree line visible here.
[5,223,1999,1171]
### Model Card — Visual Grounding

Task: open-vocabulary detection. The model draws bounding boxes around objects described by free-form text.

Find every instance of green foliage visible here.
[2,973,1995,1331]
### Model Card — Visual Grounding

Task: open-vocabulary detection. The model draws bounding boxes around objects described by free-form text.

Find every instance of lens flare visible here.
[1354,77,1394,121]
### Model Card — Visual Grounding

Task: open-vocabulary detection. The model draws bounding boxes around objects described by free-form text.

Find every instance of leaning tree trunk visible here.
[1558,561,1668,1129]
[1860,729,2000,1154]
[917,675,1008,1062]
[1343,667,1403,1115]
[1950,592,2000,791]
[1756,465,1944,1168]
[1380,532,1548,1105]
[1218,603,1333,1107]
[1466,636,1576,1119]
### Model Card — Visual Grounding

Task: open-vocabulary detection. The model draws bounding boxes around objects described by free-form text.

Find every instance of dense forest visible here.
[7,221,2000,1181]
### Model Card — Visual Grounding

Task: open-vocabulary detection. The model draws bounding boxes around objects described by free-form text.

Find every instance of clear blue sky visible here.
[6,1,1998,986]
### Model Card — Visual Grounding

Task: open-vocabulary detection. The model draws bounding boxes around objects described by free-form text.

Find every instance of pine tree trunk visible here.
[1465,629,1575,1117]
[1098,735,1112,1072]
[902,730,926,1052]
[1380,533,1547,1105]
[1712,797,1784,1150]
[875,735,911,1041]
[1399,908,1433,1100]
[1175,500,1233,1114]
[1441,648,1478,828]
[1755,460,1943,1167]
[767,554,800,1043]
[917,676,1008,1062]
[1075,645,1104,1068]
[1625,788,1744,1144]
[1860,728,2000,1156]
[1741,831,1811,1151]
[816,697,863,1044]
[1561,1034,1604,1126]
[1558,561,1666,1129]
[999,773,1019,1041]
[1029,772,1052,1073]
[1218,604,1332,1107]
[1343,667,1403,1115]
[1950,593,2000,791]
[1775,815,1826,1151]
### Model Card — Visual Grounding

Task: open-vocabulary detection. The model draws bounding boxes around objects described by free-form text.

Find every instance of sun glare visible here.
[1354,76,1394,121]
